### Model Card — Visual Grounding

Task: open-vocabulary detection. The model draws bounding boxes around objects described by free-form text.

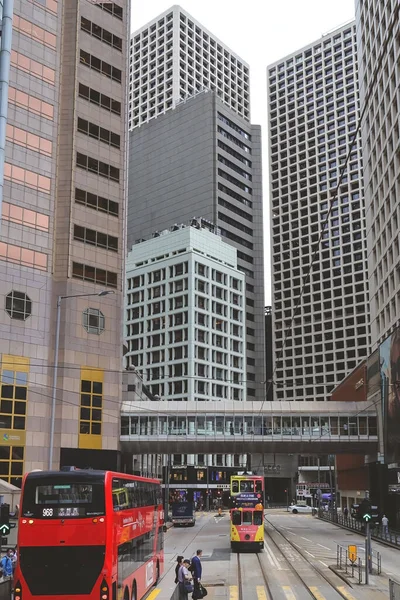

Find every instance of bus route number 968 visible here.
[42,508,54,517]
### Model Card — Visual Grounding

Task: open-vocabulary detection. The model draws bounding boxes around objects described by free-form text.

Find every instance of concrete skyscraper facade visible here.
[128,5,250,129]
[0,0,128,482]
[268,22,370,402]
[128,9,265,402]
[128,91,265,402]
[125,223,247,403]
[356,0,400,348]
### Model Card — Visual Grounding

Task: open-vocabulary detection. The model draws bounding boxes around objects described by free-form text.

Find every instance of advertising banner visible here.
[380,327,400,462]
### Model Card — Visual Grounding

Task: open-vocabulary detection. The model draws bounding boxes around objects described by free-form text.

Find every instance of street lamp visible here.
[48,290,115,469]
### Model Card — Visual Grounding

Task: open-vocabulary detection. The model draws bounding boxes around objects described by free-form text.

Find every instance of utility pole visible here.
[365,521,370,584]
[164,454,170,524]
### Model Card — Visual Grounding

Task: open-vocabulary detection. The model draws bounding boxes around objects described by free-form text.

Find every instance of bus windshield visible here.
[22,475,105,518]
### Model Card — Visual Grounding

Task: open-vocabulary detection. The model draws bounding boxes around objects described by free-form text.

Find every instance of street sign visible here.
[348,545,357,563]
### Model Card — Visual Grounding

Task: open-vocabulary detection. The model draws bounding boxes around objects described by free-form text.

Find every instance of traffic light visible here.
[355,499,372,522]
[0,504,10,536]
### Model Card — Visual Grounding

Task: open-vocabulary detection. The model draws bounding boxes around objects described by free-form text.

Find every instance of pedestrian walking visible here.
[191,549,203,595]
[178,559,193,599]
[174,555,184,584]
[343,507,348,520]
[0,549,14,579]
[381,514,389,536]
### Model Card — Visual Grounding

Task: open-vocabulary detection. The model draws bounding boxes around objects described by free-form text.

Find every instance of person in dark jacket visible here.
[175,555,184,584]
[191,549,203,594]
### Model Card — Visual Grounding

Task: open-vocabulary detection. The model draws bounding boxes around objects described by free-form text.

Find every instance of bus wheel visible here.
[154,561,160,585]
[131,582,137,600]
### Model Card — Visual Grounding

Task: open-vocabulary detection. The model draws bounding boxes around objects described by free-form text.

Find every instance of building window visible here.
[11,50,55,85]
[80,50,122,84]
[95,2,123,20]
[2,202,49,231]
[78,84,121,116]
[72,262,118,289]
[81,17,122,51]
[83,308,105,335]
[5,291,32,321]
[28,0,57,14]
[75,188,118,217]
[8,87,54,120]
[76,153,120,182]
[4,163,51,193]
[13,15,56,48]
[0,355,29,487]
[6,124,52,157]
[0,242,48,271]
[77,118,120,149]
[74,224,118,252]
[80,375,103,436]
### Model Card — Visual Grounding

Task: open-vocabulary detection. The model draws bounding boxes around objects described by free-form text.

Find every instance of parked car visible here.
[290,504,313,514]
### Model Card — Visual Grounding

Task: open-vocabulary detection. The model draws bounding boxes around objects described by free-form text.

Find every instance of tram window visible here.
[240,480,253,492]
[232,510,241,525]
[255,480,263,493]
[242,511,252,524]
[232,480,239,493]
[253,511,263,525]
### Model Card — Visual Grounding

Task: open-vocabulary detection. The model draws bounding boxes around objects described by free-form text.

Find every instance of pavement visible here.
[145,509,399,600]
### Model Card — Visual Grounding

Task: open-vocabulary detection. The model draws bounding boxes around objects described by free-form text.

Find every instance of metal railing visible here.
[336,544,363,584]
[389,579,400,600]
[319,510,400,548]
[336,543,381,584]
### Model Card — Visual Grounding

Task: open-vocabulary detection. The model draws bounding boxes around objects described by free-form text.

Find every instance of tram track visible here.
[263,516,356,600]
[236,552,274,600]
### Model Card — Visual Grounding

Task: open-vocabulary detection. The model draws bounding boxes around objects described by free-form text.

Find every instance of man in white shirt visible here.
[381,515,389,536]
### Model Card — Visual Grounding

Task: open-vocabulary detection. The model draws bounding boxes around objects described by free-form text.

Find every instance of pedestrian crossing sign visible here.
[348,545,357,563]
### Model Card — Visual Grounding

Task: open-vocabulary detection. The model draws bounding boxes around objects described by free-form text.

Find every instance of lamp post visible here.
[48,290,115,469]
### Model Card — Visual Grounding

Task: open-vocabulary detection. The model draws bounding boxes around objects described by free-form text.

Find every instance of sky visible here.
[131,1,356,303]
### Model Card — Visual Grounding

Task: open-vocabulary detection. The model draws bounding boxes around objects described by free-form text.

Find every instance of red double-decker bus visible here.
[14,470,164,600]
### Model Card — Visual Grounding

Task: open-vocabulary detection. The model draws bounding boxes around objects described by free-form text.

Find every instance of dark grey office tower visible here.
[127,90,265,401]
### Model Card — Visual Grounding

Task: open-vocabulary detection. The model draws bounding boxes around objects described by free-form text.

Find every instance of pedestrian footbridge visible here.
[120,400,379,454]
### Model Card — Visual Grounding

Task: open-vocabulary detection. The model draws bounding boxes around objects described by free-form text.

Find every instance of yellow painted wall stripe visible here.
[282,586,296,600]
[1,354,29,370]
[337,586,357,600]
[145,590,161,600]
[230,585,239,600]
[81,367,104,382]
[256,586,268,600]
[310,587,327,600]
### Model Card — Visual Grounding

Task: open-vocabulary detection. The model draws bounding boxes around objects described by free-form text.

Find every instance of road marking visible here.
[282,586,296,600]
[317,544,330,550]
[256,586,268,600]
[229,585,239,600]
[319,560,329,568]
[264,541,282,570]
[337,586,357,600]
[145,590,161,600]
[305,550,315,558]
[301,536,312,542]
[310,587,327,600]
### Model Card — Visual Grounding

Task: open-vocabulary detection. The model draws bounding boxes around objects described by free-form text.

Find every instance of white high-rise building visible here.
[128,5,250,129]
[125,222,246,402]
[268,22,370,401]
[356,0,400,348]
